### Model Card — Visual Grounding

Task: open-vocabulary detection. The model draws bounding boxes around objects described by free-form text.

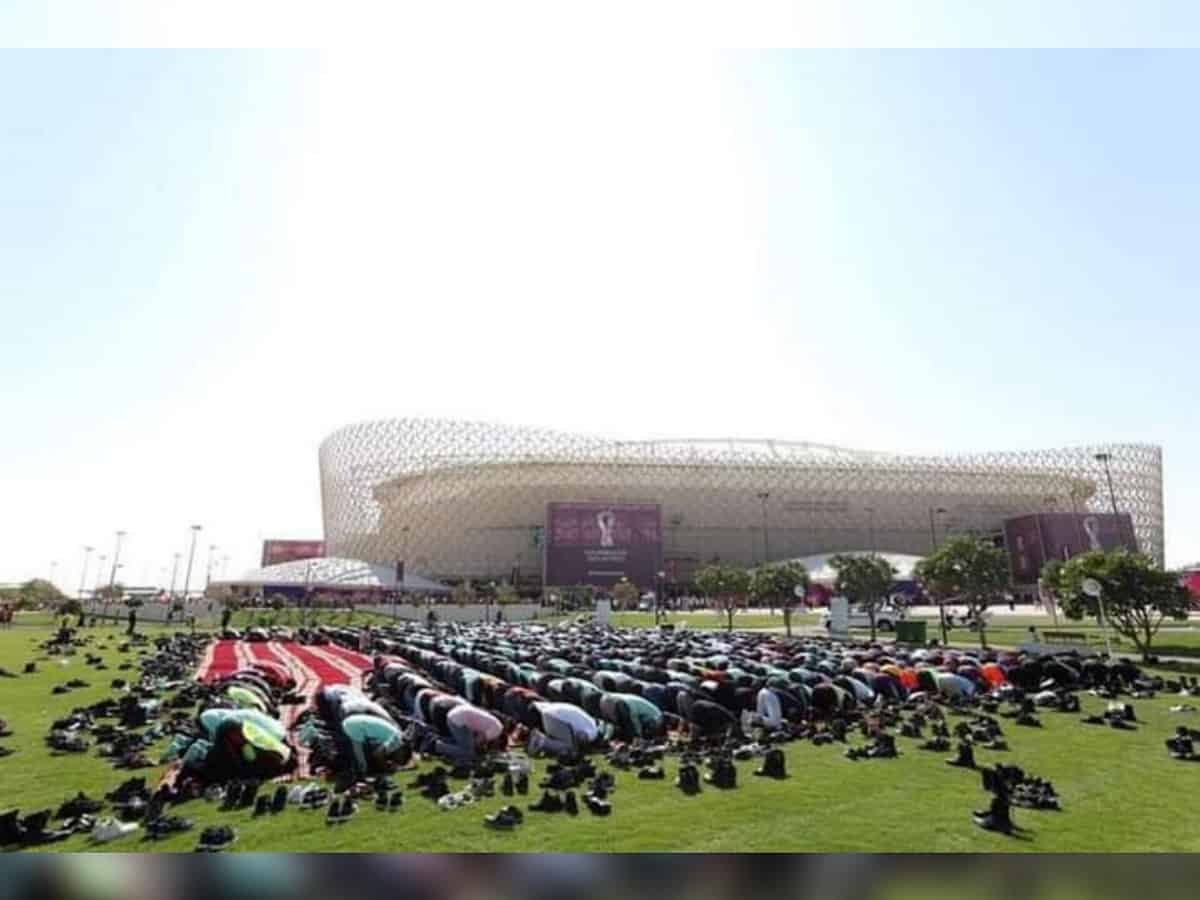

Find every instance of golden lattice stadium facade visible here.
[318,419,1163,586]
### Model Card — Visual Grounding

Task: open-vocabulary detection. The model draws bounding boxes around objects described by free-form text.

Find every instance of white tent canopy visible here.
[220,556,450,594]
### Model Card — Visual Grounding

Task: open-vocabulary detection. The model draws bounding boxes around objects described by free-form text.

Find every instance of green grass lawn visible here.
[2,621,1200,852]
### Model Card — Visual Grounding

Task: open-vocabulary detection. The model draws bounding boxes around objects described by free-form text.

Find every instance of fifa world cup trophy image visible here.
[1083,516,1103,551]
[596,509,617,547]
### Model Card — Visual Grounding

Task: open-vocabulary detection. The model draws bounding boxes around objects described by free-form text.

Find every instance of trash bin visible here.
[895,620,927,644]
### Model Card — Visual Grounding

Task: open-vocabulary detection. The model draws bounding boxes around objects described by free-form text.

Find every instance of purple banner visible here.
[261,540,325,568]
[544,502,662,589]
[1004,513,1137,584]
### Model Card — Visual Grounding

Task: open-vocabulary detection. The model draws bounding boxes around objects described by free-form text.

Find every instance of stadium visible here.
[316,420,1163,591]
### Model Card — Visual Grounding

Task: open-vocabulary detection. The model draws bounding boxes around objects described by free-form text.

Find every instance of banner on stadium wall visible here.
[260,540,326,568]
[544,502,662,589]
[1003,513,1137,584]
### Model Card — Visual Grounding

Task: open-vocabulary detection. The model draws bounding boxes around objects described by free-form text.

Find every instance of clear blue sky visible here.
[2,48,1198,591]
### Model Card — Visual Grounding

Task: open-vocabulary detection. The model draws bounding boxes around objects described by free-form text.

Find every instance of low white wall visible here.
[360,603,547,623]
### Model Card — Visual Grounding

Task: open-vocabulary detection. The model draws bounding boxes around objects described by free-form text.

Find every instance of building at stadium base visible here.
[317,418,1164,595]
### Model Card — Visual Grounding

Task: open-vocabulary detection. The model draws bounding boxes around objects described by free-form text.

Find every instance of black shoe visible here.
[420,776,449,801]
[337,796,356,823]
[515,772,529,795]
[20,810,71,846]
[57,792,104,819]
[253,795,271,817]
[501,772,514,796]
[485,805,524,829]
[754,748,787,779]
[676,764,701,795]
[196,825,236,852]
[62,814,96,835]
[585,794,612,816]
[564,791,579,816]
[945,744,976,769]
[145,815,193,839]
[375,791,389,811]
[528,791,564,813]
[0,810,25,846]
[299,786,329,810]
[106,777,148,803]
[271,786,288,814]
[971,800,1013,833]
[220,783,242,811]
[540,769,576,791]
[24,662,36,674]
[389,791,404,812]
[326,799,342,825]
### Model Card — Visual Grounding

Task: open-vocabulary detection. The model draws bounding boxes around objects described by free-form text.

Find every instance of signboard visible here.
[1184,570,1200,603]
[1003,513,1136,584]
[260,540,326,568]
[544,502,662,589]
[595,598,612,626]
[829,596,850,641]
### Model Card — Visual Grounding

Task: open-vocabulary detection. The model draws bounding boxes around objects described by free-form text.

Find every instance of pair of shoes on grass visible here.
[325,796,357,825]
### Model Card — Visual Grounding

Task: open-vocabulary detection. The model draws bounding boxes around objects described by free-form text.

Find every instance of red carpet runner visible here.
[190,640,376,780]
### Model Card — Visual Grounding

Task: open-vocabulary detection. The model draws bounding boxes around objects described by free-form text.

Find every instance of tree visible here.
[611,578,639,611]
[750,561,810,637]
[830,553,896,642]
[695,563,751,631]
[1046,549,1190,661]
[18,578,65,609]
[913,536,1008,648]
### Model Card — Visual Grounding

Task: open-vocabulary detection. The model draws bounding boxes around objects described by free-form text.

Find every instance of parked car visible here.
[822,603,908,631]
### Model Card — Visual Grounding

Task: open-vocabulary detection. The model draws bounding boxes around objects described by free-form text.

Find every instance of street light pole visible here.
[205,544,218,588]
[928,507,948,645]
[180,525,202,605]
[78,546,94,601]
[655,570,666,625]
[108,531,126,592]
[168,553,181,599]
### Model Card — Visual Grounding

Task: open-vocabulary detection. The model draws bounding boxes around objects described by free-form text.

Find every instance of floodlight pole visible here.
[1095,585,1115,659]
[78,546,94,601]
[181,525,201,604]
[108,531,126,592]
